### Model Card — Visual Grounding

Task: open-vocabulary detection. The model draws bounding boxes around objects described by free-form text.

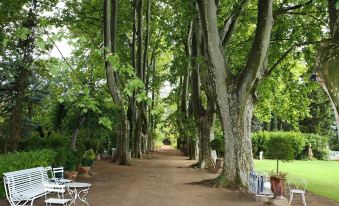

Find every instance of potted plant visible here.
[267,136,295,198]
[64,151,80,181]
[78,149,96,176]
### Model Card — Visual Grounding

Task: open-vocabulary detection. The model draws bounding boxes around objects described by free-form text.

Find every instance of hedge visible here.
[0,149,56,198]
[252,132,329,160]
[302,133,329,160]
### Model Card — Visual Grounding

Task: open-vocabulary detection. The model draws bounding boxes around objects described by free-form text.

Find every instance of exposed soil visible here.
[1,146,338,206]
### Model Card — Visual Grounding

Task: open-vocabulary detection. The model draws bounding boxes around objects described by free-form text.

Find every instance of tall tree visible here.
[133,0,145,158]
[316,0,339,140]
[190,16,217,169]
[103,0,130,165]
[196,0,273,186]
[6,0,38,151]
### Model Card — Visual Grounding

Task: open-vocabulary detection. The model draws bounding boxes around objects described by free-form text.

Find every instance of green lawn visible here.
[254,160,339,203]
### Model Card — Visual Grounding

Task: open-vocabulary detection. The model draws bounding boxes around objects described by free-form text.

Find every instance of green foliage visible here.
[54,148,67,167]
[266,134,295,174]
[299,85,335,136]
[210,137,224,157]
[19,133,69,151]
[81,149,96,167]
[267,135,295,161]
[252,132,305,159]
[302,133,329,160]
[252,132,330,160]
[0,149,56,197]
[251,132,271,158]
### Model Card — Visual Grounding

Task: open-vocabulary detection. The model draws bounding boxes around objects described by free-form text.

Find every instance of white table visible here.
[65,182,92,205]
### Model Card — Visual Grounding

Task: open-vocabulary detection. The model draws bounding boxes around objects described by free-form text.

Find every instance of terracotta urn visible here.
[270,175,286,198]
[65,171,78,181]
[78,166,91,175]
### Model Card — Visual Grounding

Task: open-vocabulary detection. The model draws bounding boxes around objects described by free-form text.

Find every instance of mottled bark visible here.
[190,16,216,169]
[196,0,273,186]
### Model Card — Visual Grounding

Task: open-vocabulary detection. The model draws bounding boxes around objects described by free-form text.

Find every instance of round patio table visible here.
[65,182,92,205]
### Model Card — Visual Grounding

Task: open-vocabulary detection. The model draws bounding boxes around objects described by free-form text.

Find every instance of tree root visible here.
[213,173,243,190]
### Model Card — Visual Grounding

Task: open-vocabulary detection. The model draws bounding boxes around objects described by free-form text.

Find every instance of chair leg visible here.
[289,192,294,204]
[302,193,307,206]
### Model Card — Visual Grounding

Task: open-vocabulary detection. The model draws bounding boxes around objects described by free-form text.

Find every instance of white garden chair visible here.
[45,166,54,180]
[51,167,72,185]
[288,177,307,206]
[44,184,72,206]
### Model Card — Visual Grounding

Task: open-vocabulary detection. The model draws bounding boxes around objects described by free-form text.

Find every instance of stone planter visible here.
[65,171,78,181]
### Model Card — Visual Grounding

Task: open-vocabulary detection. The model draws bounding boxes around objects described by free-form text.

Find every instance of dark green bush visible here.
[0,149,56,198]
[302,133,329,160]
[330,143,339,151]
[267,135,295,173]
[210,137,224,157]
[19,133,68,151]
[251,132,270,158]
[54,148,67,167]
[252,132,331,160]
[267,135,295,161]
[252,132,306,159]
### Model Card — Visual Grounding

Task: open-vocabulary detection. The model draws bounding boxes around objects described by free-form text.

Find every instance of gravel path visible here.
[1,146,338,206]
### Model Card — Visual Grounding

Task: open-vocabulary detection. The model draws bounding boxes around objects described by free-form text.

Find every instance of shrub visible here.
[251,132,270,158]
[302,133,329,160]
[252,132,305,159]
[252,132,331,160]
[330,143,339,151]
[54,148,67,167]
[267,135,295,173]
[210,137,224,157]
[0,149,56,198]
[19,133,68,151]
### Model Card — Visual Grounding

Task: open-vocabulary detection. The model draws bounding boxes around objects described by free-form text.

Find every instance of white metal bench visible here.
[3,167,52,206]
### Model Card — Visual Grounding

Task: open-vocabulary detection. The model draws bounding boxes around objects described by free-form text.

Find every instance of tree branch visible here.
[219,0,249,47]
[239,0,273,99]
[264,40,323,78]
[274,0,313,17]
[43,29,83,83]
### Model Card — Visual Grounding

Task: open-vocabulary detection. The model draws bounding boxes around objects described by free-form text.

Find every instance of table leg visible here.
[78,187,90,206]
[67,187,78,205]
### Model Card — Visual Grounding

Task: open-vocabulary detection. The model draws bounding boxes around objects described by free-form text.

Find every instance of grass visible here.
[254,160,339,203]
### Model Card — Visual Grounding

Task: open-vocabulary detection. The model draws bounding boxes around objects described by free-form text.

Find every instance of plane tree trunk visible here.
[190,16,216,169]
[103,0,131,165]
[133,0,144,158]
[196,0,273,186]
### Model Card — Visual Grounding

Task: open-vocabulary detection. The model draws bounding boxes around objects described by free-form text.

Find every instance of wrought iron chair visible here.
[288,177,307,206]
[51,167,72,185]
[44,184,72,206]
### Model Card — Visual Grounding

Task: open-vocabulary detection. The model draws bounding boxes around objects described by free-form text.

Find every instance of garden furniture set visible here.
[249,170,307,206]
[3,166,91,206]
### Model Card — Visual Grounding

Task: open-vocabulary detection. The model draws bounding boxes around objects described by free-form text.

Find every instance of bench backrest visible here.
[3,167,49,199]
